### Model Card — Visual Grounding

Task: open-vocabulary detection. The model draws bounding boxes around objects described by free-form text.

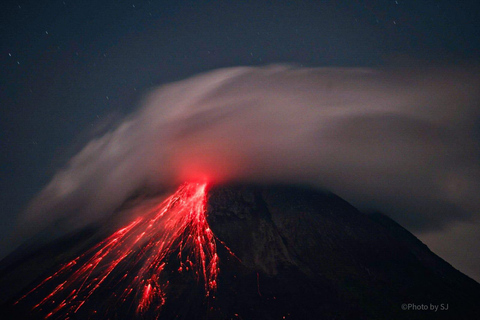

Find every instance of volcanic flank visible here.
[1,183,479,319]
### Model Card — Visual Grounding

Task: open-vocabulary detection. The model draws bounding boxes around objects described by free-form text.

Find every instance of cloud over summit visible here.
[23,65,480,235]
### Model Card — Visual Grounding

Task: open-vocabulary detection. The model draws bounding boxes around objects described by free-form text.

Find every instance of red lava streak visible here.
[17,182,223,319]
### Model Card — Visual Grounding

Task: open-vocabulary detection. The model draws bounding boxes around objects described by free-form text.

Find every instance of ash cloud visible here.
[22,65,480,236]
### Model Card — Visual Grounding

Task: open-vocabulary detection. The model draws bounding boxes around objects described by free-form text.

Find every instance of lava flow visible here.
[16,182,224,319]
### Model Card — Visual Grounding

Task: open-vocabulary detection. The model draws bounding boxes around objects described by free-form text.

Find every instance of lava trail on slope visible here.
[5,183,480,320]
[15,182,225,319]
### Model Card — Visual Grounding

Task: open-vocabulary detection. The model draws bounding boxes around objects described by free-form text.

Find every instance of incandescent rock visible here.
[1,183,479,319]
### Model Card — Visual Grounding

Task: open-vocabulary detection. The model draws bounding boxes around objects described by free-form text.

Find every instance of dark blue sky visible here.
[1,0,479,256]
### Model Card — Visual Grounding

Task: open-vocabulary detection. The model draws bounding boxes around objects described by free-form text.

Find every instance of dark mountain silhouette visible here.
[1,183,479,319]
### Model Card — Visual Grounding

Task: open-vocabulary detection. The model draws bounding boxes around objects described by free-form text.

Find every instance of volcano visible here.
[1,183,479,319]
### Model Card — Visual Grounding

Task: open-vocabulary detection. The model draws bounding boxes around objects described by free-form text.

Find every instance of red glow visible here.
[17,182,226,318]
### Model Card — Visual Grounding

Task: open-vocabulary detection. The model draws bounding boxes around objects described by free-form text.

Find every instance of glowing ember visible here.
[17,182,224,319]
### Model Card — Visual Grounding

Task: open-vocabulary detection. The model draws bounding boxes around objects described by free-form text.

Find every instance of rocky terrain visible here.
[1,183,479,319]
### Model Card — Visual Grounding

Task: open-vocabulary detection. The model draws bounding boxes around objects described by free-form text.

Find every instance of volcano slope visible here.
[1,183,479,319]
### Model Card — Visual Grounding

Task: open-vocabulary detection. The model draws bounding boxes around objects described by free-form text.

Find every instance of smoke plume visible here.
[23,65,480,236]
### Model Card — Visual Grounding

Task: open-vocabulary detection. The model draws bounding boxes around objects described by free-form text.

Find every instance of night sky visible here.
[1,0,479,278]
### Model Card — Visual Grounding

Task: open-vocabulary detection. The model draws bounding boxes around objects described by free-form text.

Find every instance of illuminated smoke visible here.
[22,65,480,235]
[17,182,225,318]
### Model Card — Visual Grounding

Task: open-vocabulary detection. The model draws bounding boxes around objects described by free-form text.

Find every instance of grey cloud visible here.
[21,65,480,237]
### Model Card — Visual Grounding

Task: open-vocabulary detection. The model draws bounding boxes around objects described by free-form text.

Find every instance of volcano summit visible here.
[1,183,479,319]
